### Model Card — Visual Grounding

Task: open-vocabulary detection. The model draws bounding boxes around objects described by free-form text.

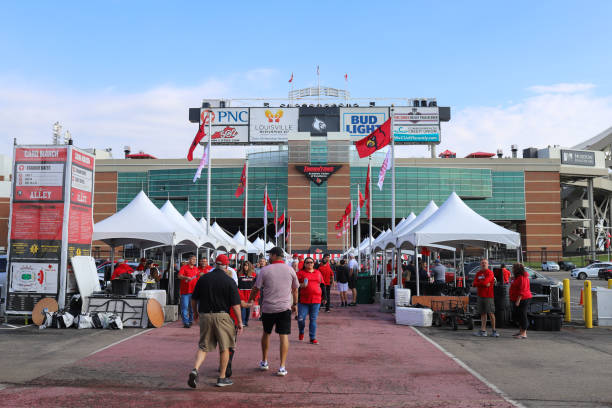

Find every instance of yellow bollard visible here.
[584,280,593,329]
[563,279,571,322]
[608,279,612,289]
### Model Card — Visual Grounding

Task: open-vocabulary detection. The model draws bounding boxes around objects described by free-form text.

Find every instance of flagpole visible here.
[357,184,362,271]
[289,217,292,254]
[390,106,399,288]
[282,209,286,252]
[350,200,353,253]
[317,65,320,105]
[206,109,212,237]
[368,156,373,276]
[244,158,249,252]
[275,199,279,247]
[264,184,267,250]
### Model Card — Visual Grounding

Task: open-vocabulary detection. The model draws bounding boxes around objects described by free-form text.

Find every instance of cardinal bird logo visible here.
[312,117,327,132]
[366,134,378,149]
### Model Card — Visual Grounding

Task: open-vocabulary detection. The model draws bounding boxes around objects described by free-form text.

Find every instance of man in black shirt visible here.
[335,259,350,307]
[188,254,244,388]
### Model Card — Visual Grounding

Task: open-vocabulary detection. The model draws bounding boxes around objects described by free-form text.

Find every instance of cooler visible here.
[395,306,433,326]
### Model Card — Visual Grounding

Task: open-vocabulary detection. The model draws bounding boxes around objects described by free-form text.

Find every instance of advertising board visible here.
[393,107,441,144]
[295,165,342,185]
[340,107,389,140]
[560,149,596,167]
[298,107,340,136]
[250,107,299,143]
[200,108,249,144]
[7,146,95,313]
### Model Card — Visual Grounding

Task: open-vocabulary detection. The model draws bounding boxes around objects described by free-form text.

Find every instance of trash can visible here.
[494,284,511,328]
[357,273,375,304]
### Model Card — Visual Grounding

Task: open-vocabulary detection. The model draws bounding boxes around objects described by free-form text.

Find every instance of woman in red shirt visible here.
[509,263,532,339]
[296,257,323,344]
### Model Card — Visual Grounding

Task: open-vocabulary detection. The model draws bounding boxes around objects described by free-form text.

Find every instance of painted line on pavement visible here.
[0,384,7,391]
[87,329,153,357]
[411,327,526,408]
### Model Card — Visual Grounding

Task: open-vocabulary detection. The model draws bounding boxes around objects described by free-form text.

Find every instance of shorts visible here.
[477,297,495,315]
[337,282,349,292]
[198,313,236,352]
[261,309,292,335]
[348,275,357,289]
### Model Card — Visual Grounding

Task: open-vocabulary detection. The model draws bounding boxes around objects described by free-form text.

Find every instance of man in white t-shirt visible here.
[347,255,359,306]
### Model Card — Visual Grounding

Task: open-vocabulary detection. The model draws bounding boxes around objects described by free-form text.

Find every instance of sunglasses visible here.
[305,261,314,264]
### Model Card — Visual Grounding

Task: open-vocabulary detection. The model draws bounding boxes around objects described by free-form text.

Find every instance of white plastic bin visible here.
[395,306,433,327]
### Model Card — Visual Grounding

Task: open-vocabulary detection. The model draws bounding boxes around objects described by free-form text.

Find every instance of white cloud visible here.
[527,82,596,94]
[440,84,612,157]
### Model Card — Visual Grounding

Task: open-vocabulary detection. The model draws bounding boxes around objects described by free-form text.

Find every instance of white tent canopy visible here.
[266,241,275,250]
[198,218,231,252]
[252,237,267,254]
[381,213,416,249]
[183,211,217,249]
[407,192,521,248]
[358,236,375,254]
[93,191,197,247]
[212,222,246,253]
[233,231,260,254]
[395,201,439,249]
[160,201,203,249]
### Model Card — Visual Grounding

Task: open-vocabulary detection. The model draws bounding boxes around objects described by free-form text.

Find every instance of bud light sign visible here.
[341,107,389,140]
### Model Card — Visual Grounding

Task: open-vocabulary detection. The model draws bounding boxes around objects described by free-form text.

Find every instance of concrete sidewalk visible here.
[0,302,513,408]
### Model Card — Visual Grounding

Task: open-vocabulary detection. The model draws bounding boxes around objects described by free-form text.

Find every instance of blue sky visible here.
[2,1,612,158]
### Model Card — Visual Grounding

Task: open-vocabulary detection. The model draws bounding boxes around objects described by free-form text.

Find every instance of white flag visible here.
[192,142,210,183]
[377,148,392,190]
[275,225,285,238]
[354,205,360,225]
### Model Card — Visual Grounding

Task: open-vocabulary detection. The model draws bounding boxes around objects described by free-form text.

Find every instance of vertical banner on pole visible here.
[7,145,95,313]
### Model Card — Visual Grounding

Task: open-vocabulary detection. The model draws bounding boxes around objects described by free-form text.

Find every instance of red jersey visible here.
[472,268,494,298]
[297,269,323,304]
[502,268,511,284]
[111,263,134,280]
[198,265,213,275]
[509,272,532,302]
[318,263,333,285]
[178,264,199,295]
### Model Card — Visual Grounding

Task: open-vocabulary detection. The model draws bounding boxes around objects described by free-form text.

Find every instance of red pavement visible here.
[0,298,513,408]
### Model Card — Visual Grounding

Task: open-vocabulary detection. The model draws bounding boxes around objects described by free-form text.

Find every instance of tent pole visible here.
[397,247,402,289]
[169,245,175,304]
[453,250,457,287]
[415,246,420,296]
[109,245,115,287]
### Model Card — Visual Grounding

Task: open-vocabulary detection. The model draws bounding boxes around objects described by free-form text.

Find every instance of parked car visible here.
[558,261,576,271]
[570,262,612,280]
[467,264,564,296]
[541,261,560,271]
[597,266,612,280]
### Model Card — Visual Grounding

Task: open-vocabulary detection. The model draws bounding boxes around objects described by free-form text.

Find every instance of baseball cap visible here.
[215,254,230,266]
[434,259,441,264]
[267,246,284,257]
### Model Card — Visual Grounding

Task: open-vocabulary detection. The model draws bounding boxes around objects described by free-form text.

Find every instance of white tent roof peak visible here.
[233,231,260,254]
[395,201,439,249]
[159,201,200,246]
[408,192,521,248]
[94,191,190,247]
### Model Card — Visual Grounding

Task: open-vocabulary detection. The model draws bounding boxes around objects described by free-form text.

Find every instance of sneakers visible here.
[325,309,331,313]
[276,367,288,376]
[310,339,319,345]
[298,333,304,341]
[258,360,269,371]
[187,369,198,388]
[491,330,500,338]
[216,377,233,387]
[349,302,356,306]
[474,330,488,337]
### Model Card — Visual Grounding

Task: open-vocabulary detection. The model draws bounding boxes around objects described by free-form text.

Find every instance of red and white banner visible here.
[377,148,392,191]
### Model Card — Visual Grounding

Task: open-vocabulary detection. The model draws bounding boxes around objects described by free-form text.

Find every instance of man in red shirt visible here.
[472,259,499,337]
[318,254,334,313]
[199,257,213,276]
[178,255,199,328]
[110,259,134,280]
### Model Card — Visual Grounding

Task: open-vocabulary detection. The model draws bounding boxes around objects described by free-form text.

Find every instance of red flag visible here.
[344,202,352,217]
[359,189,365,208]
[355,118,391,158]
[335,219,343,231]
[278,213,285,225]
[187,122,206,161]
[242,197,246,217]
[264,190,274,213]
[344,73,348,82]
[285,217,291,242]
[288,72,293,83]
[365,163,371,217]
[234,163,247,198]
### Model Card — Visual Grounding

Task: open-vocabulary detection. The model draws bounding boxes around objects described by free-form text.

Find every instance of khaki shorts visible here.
[198,313,236,352]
